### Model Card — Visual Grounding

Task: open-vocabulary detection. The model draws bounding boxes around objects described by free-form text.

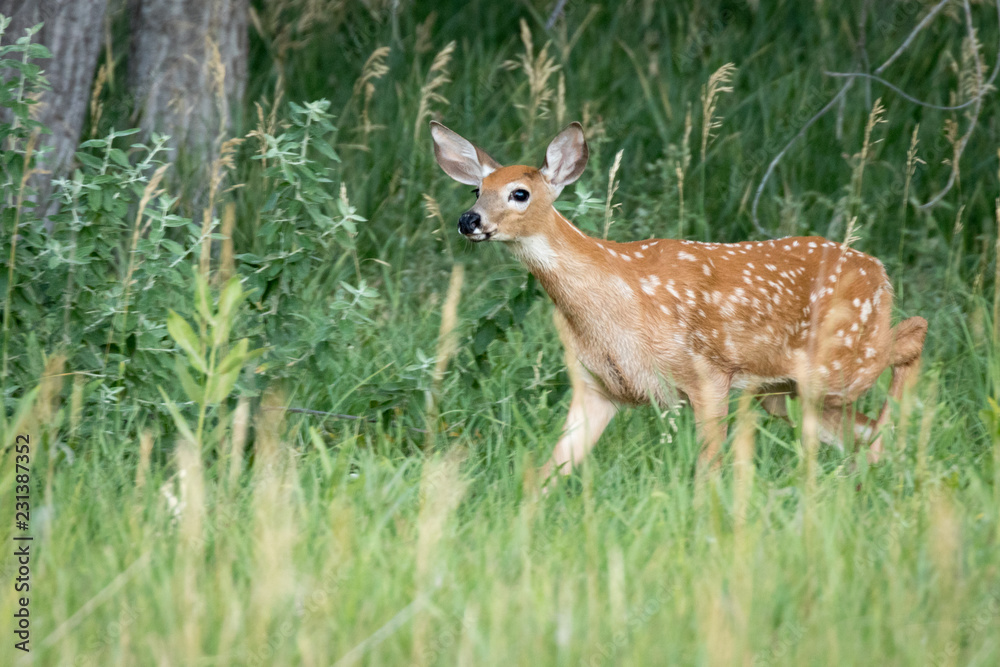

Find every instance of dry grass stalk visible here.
[677,105,692,236]
[354,46,392,98]
[246,80,284,177]
[701,569,744,667]
[69,373,85,443]
[456,602,480,667]
[217,202,237,285]
[177,437,206,553]
[88,63,109,138]
[412,448,469,662]
[35,353,66,429]
[607,544,626,640]
[413,40,456,144]
[249,388,297,642]
[994,195,1000,344]
[915,379,938,490]
[414,12,437,55]
[902,124,923,215]
[602,149,624,239]
[848,98,886,218]
[176,435,207,659]
[205,35,228,146]
[354,46,391,141]
[105,163,169,364]
[425,263,464,449]
[422,193,452,259]
[37,354,67,508]
[948,204,966,288]
[200,136,244,279]
[700,63,736,162]
[227,396,250,489]
[556,72,566,128]
[504,19,561,140]
[135,429,154,492]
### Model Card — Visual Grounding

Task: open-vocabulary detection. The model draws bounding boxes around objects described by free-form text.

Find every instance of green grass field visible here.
[3,0,1000,664]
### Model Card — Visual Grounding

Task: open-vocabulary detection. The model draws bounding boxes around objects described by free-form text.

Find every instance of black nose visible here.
[458,211,481,235]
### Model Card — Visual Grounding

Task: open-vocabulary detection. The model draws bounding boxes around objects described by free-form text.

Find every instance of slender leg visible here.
[538,377,618,485]
[760,383,876,460]
[816,401,876,452]
[539,309,617,489]
[868,316,928,463]
[690,361,732,473]
[758,382,796,418]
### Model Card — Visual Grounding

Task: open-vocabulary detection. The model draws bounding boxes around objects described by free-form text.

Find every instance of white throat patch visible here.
[511,235,559,272]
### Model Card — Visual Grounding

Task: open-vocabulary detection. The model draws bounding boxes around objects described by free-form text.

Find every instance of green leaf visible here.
[158,387,199,445]
[167,310,207,374]
[217,339,250,375]
[217,276,244,322]
[176,357,204,404]
[209,340,249,403]
[473,320,501,356]
[86,187,103,212]
[195,271,214,325]
[109,148,131,169]
[313,139,340,162]
[310,427,334,479]
[75,152,102,170]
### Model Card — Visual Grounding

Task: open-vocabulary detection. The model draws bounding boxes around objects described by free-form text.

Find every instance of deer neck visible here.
[507,208,633,334]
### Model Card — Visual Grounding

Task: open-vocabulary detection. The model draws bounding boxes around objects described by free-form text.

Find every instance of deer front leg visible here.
[539,309,617,489]
[539,375,618,486]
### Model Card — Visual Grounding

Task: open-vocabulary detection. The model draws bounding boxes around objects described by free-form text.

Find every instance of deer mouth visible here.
[465,231,493,242]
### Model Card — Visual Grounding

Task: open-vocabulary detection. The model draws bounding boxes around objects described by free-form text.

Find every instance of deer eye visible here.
[472,188,480,198]
[511,189,530,202]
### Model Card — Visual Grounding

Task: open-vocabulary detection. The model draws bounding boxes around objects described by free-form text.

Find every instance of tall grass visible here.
[2,1,1000,664]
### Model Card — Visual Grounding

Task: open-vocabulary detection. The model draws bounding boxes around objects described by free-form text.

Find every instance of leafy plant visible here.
[161,270,261,450]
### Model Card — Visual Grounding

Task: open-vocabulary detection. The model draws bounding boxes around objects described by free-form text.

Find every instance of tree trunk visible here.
[0,0,108,200]
[128,0,247,169]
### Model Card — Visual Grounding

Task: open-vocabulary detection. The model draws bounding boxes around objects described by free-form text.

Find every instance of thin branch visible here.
[272,406,431,434]
[751,0,961,236]
[918,0,989,209]
[875,0,954,74]
[751,81,853,237]
[824,0,1000,112]
[545,0,570,30]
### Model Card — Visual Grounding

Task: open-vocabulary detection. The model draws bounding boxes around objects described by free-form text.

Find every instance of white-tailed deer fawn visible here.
[430,120,927,482]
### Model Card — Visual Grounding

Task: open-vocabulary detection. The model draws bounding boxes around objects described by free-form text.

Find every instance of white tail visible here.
[430,120,927,481]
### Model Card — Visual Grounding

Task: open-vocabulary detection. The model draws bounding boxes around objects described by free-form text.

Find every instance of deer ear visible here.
[430,121,502,186]
[540,122,589,191]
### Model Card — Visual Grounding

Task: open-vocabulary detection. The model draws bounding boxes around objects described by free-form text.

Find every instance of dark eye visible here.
[472,188,480,198]
[511,189,529,202]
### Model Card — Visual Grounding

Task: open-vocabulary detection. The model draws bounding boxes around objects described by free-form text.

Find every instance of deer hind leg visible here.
[691,359,732,473]
[867,316,928,463]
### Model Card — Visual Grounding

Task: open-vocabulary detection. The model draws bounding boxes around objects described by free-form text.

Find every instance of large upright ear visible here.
[540,122,589,191]
[429,121,502,185]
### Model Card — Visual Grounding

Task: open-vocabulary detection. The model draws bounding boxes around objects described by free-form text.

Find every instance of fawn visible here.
[430,120,927,482]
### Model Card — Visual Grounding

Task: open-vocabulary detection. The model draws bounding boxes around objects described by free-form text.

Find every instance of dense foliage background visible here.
[2,1,1000,664]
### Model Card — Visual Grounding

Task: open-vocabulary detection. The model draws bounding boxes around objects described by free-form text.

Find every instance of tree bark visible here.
[0,0,108,198]
[128,0,247,166]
